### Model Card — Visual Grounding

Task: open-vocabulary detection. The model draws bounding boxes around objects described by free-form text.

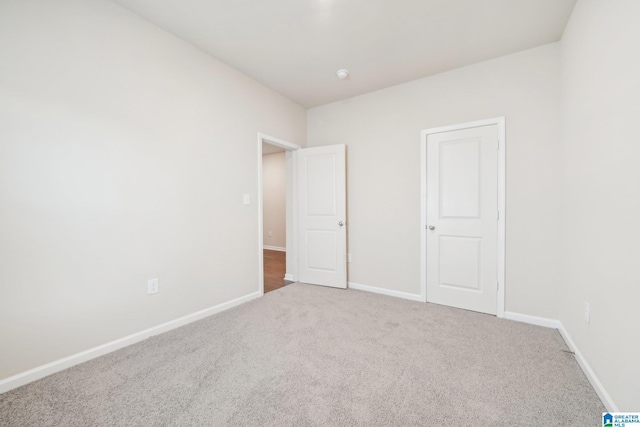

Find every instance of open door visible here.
[297,144,347,288]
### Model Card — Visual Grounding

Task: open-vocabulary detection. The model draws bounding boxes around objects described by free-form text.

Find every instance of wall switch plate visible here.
[148,278,159,295]
[243,194,250,205]
[583,301,590,324]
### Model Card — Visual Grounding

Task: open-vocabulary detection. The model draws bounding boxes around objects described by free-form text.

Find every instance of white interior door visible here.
[298,144,347,288]
[426,125,499,314]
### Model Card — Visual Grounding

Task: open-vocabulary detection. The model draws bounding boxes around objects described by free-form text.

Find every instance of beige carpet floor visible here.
[0,283,604,426]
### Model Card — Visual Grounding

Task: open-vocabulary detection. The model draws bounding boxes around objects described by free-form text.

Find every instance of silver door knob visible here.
[428,225,435,230]
[338,221,344,226]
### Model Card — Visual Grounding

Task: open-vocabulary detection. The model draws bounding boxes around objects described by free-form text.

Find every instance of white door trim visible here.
[257,133,301,296]
[420,117,506,317]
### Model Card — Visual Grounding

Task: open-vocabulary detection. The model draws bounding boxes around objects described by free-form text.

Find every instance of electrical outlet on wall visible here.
[583,301,590,324]
[148,278,159,295]
[347,253,352,263]
[268,230,272,237]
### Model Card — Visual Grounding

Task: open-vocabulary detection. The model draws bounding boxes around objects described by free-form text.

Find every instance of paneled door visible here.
[298,144,347,288]
[426,125,499,314]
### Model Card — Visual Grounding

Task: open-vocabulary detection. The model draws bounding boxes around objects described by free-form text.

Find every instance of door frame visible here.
[257,133,301,296]
[420,117,506,317]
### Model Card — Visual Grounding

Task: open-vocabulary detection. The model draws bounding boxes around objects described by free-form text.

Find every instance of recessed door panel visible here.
[306,230,337,271]
[306,155,336,216]
[440,138,480,218]
[439,236,481,291]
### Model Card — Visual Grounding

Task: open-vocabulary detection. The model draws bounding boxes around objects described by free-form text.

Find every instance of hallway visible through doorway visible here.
[263,249,293,293]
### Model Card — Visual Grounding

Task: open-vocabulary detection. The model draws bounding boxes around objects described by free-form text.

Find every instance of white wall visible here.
[560,0,640,411]
[308,44,563,319]
[0,0,305,380]
[262,152,286,249]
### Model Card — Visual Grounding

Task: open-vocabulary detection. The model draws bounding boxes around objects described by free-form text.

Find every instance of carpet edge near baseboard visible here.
[504,311,618,412]
[0,291,262,395]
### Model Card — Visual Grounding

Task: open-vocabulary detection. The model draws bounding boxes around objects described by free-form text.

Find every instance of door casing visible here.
[420,117,506,317]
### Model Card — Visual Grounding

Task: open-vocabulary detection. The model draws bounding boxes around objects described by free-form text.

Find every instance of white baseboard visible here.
[0,291,262,395]
[504,311,618,412]
[348,281,423,302]
[283,274,295,281]
[263,245,286,252]
[557,323,619,412]
[504,311,562,329]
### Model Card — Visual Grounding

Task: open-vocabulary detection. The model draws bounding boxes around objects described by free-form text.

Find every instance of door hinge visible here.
[497,281,500,292]
[497,210,500,221]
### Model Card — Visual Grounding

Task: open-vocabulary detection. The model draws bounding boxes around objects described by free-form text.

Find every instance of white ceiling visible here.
[113,0,577,108]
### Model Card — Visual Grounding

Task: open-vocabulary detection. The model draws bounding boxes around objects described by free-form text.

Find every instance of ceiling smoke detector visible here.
[336,69,349,80]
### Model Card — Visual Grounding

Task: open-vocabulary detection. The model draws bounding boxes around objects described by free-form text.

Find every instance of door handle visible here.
[338,221,344,227]
[428,225,435,230]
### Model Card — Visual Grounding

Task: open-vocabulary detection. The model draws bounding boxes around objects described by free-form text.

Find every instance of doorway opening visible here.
[258,133,300,295]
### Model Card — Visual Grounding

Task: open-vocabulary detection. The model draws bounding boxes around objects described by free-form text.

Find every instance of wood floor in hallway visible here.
[264,249,293,293]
